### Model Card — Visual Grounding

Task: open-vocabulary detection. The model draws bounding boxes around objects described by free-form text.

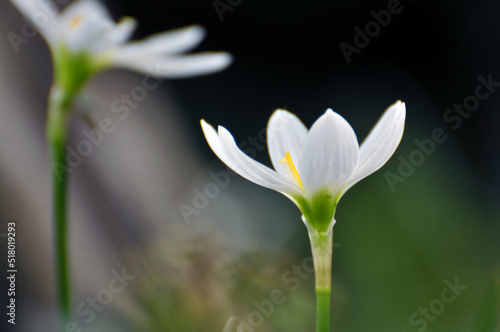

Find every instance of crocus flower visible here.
[10,0,232,97]
[201,101,406,233]
[202,101,406,332]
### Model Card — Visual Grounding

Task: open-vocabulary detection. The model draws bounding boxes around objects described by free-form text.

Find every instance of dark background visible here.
[1,0,499,331]
[117,0,499,191]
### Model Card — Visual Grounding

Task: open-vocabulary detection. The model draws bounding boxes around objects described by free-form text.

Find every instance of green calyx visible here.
[52,44,108,104]
[293,188,338,233]
[46,44,109,145]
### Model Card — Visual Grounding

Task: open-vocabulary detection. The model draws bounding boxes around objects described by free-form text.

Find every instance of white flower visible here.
[10,0,232,93]
[201,101,406,233]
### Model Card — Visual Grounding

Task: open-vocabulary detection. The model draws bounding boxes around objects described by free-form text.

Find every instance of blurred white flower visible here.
[10,0,232,94]
[201,101,406,232]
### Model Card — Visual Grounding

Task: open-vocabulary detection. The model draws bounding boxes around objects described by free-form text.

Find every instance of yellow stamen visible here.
[69,16,83,31]
[280,152,304,190]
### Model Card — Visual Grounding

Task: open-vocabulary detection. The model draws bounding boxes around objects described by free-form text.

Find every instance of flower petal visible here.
[86,17,136,55]
[59,0,112,23]
[201,120,301,196]
[112,52,232,78]
[200,120,228,163]
[299,109,359,195]
[340,101,406,197]
[106,17,137,47]
[116,25,206,57]
[65,16,112,52]
[9,0,59,43]
[58,0,116,52]
[267,109,308,177]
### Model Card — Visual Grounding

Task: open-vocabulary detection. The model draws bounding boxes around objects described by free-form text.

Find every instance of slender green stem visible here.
[316,289,332,332]
[47,86,72,330]
[309,229,333,332]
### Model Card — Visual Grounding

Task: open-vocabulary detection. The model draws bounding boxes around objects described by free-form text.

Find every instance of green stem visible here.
[309,229,333,332]
[316,289,332,332]
[47,86,72,330]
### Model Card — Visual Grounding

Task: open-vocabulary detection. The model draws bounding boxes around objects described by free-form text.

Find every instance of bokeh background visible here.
[0,0,499,331]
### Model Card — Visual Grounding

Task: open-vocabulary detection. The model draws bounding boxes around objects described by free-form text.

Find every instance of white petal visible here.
[106,17,137,47]
[112,52,232,78]
[200,120,228,163]
[9,0,59,43]
[59,0,111,23]
[57,0,116,52]
[87,17,136,55]
[267,109,308,177]
[299,109,359,195]
[65,15,112,52]
[340,101,406,196]
[117,25,206,57]
[201,120,301,196]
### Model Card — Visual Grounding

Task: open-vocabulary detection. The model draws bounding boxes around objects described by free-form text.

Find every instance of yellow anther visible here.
[280,152,304,190]
[69,16,83,31]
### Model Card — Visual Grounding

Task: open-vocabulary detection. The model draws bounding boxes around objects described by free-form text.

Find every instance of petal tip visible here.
[217,125,228,134]
[189,24,206,34]
[324,108,344,120]
[272,108,293,118]
[393,100,406,119]
[120,16,137,25]
[384,100,406,120]
[392,100,406,111]
[219,51,233,62]
[200,119,213,133]
[185,24,206,43]
[274,108,289,113]
[206,52,234,70]
[323,108,344,121]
